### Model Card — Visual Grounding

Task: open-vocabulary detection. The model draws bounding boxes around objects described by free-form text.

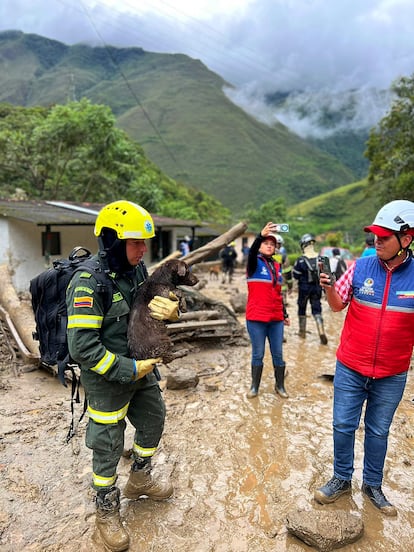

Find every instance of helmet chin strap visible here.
[383,234,407,263]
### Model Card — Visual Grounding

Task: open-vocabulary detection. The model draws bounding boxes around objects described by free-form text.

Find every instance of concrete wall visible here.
[0,221,98,293]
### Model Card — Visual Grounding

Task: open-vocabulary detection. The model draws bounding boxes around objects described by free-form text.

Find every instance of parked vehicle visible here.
[319,246,356,268]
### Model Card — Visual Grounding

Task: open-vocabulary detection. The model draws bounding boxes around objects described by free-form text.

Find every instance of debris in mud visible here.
[286,509,364,551]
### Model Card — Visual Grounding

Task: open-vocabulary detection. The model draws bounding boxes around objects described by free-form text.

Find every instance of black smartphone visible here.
[317,255,334,285]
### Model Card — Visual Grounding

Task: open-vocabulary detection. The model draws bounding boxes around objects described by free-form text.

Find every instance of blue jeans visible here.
[246,320,284,367]
[333,360,407,487]
[297,282,322,316]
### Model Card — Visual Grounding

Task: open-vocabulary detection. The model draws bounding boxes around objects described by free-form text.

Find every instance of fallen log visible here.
[148,221,248,275]
[167,319,229,331]
[181,221,248,267]
[0,264,39,361]
[179,310,221,321]
[0,305,39,363]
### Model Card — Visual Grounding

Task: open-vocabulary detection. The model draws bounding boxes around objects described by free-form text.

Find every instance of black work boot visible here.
[362,483,397,516]
[298,315,307,338]
[95,486,129,552]
[274,363,289,398]
[314,314,328,345]
[246,365,263,398]
[123,457,173,500]
[314,476,352,504]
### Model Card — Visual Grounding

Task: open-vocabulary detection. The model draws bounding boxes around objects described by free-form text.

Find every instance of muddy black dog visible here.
[128,259,198,364]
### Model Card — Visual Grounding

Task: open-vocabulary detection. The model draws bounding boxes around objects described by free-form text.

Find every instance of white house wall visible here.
[0,220,94,293]
[0,219,9,265]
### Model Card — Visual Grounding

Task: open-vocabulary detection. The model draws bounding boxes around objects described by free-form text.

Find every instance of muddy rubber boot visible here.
[298,315,307,338]
[314,314,328,345]
[274,364,289,398]
[123,459,173,500]
[246,365,263,398]
[95,486,129,552]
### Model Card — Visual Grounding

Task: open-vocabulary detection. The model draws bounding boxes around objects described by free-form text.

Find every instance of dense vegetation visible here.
[365,74,414,203]
[0,100,230,223]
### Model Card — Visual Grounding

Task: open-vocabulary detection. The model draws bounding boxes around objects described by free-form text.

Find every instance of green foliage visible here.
[287,180,379,249]
[245,198,287,232]
[309,129,369,179]
[245,198,298,253]
[366,74,414,202]
[0,100,229,222]
[22,33,67,69]
[325,232,343,247]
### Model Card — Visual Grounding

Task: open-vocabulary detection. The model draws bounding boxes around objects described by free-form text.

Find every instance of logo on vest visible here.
[396,290,414,299]
[359,277,374,296]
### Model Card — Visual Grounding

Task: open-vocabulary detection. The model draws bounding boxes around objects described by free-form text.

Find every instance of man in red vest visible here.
[314,200,414,516]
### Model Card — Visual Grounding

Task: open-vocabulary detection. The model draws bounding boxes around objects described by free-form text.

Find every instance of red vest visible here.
[246,255,284,322]
[337,255,414,378]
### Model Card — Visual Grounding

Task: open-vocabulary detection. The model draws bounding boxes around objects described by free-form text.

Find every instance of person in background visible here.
[242,243,250,265]
[329,247,347,281]
[361,234,376,257]
[66,201,180,552]
[273,234,293,305]
[314,200,414,517]
[179,235,191,256]
[245,222,290,399]
[292,233,328,344]
[220,241,238,283]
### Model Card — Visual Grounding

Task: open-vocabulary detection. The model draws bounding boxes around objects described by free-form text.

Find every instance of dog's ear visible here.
[177,261,187,278]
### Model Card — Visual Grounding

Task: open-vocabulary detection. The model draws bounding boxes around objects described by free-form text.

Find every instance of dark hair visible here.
[332,247,340,256]
[365,235,375,246]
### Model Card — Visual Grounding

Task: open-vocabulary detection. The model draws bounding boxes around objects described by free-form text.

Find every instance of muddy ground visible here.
[0,268,413,552]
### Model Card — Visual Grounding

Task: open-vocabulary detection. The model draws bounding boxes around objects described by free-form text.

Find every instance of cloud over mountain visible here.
[1,0,412,136]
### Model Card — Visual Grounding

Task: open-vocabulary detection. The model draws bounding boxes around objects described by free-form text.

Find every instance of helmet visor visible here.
[364,225,394,237]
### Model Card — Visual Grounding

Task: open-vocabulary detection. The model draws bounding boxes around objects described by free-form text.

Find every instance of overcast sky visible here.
[1,0,413,136]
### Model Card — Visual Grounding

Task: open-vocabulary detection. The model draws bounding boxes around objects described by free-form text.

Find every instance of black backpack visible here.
[302,256,319,283]
[30,246,113,441]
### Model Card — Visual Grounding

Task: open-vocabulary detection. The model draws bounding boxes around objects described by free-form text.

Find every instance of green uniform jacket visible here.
[66,257,153,418]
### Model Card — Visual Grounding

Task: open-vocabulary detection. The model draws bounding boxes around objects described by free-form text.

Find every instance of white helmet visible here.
[364,200,414,237]
[274,233,284,245]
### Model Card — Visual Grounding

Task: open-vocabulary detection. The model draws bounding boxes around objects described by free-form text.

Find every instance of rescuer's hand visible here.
[148,292,180,321]
[132,358,162,380]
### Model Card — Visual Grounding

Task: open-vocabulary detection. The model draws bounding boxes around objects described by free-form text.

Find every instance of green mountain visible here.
[287,179,380,246]
[0,30,356,217]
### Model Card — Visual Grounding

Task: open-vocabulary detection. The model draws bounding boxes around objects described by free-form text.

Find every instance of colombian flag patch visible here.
[74,296,93,308]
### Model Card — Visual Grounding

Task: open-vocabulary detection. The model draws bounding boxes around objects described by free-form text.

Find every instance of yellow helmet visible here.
[94,200,155,239]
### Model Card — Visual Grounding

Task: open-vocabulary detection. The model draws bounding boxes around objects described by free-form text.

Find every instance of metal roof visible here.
[0,199,206,229]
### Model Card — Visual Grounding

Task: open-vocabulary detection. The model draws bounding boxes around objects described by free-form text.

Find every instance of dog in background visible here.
[208,264,221,281]
[128,259,198,364]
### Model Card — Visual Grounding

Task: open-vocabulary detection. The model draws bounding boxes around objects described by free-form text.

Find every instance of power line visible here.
[76,0,182,168]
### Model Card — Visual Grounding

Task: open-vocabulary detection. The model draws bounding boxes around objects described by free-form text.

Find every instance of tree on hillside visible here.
[365,74,414,202]
[246,198,288,232]
[0,100,230,222]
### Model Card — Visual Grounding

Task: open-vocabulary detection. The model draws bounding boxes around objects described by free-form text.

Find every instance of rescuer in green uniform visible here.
[66,200,180,551]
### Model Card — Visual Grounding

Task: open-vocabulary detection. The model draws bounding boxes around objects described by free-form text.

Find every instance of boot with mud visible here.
[123,457,173,500]
[314,314,328,345]
[274,363,289,398]
[246,365,263,398]
[298,315,307,338]
[95,486,129,552]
